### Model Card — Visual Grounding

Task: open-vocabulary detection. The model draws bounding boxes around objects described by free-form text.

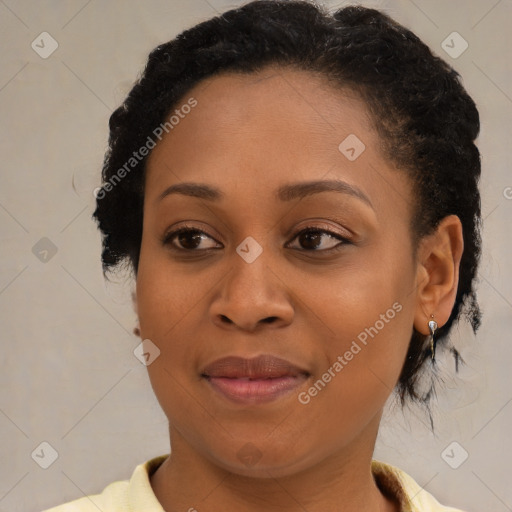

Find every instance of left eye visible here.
[286,228,350,251]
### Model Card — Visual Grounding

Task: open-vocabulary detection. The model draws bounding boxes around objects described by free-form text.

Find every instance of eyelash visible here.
[161,225,352,254]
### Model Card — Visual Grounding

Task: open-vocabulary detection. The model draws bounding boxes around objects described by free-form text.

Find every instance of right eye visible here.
[162,227,223,252]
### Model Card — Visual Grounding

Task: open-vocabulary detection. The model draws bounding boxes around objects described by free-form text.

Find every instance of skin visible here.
[134,66,464,512]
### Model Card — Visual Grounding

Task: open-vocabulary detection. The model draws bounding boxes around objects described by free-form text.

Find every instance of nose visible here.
[209,251,294,332]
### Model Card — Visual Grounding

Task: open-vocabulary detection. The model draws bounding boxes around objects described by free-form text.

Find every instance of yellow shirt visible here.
[42,455,467,512]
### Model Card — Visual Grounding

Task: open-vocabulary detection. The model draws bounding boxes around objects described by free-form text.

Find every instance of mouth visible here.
[201,354,310,405]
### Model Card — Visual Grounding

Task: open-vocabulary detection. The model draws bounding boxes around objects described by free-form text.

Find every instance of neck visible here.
[150,413,398,512]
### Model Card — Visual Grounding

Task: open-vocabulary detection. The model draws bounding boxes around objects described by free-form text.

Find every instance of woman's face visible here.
[136,67,421,476]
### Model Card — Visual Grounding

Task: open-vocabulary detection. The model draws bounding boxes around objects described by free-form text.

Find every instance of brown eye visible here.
[163,228,221,251]
[288,228,350,252]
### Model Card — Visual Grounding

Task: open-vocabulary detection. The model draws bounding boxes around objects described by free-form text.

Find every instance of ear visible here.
[132,290,141,337]
[413,215,464,335]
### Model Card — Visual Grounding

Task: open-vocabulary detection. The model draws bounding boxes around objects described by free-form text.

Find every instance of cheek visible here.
[294,299,413,456]
[311,290,410,400]
[135,260,201,423]
[135,242,225,390]
[136,242,206,338]
[309,240,415,400]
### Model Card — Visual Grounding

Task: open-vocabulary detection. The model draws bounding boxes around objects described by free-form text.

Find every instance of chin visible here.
[200,437,327,479]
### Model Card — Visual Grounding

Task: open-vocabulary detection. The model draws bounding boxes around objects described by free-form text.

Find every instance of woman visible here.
[44,1,481,510]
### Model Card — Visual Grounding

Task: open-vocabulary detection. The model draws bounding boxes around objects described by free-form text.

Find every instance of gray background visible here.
[0,1,511,511]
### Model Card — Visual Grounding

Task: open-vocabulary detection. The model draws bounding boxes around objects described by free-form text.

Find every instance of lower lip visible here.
[205,375,308,404]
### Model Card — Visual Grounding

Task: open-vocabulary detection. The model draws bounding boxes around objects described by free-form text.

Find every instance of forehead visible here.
[147,67,372,171]
[144,66,412,219]
[184,66,373,138]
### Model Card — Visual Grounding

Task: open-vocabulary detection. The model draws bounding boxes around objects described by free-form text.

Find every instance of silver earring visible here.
[428,315,438,361]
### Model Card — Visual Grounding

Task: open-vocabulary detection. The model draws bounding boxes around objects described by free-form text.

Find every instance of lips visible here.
[201,355,310,404]
[201,354,309,379]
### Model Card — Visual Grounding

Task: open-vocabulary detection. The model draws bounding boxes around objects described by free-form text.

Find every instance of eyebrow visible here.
[158,179,373,209]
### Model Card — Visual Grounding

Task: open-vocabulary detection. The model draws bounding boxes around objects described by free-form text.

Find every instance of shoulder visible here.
[371,459,468,512]
[42,480,130,512]
[42,454,169,512]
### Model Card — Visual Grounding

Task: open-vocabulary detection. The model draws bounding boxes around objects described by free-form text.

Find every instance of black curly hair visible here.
[93,0,482,410]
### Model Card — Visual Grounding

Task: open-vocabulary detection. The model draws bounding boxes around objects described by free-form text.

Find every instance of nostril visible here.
[220,315,233,324]
[217,315,278,326]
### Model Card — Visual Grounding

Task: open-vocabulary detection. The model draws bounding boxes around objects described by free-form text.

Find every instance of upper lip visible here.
[201,354,310,379]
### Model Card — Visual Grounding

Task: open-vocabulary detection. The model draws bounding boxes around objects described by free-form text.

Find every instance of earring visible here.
[428,315,438,361]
